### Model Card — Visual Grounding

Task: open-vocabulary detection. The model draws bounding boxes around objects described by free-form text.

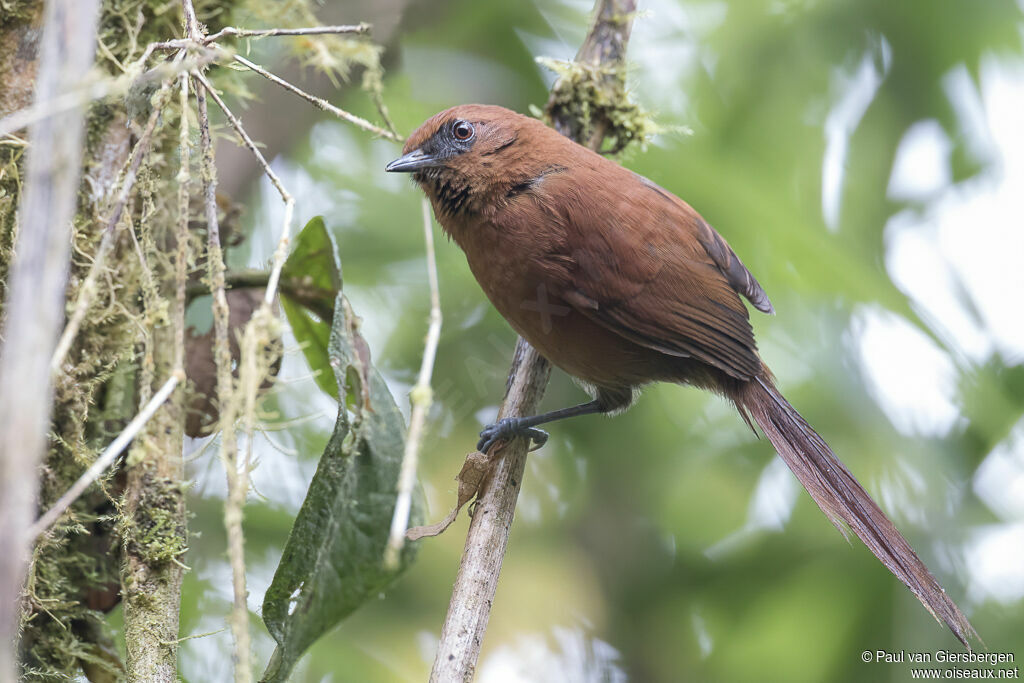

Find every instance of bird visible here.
[386,103,977,647]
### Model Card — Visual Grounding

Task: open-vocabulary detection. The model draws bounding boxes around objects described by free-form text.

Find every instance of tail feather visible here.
[737,375,978,648]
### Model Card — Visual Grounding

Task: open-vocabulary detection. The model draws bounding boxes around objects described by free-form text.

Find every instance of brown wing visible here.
[636,174,775,315]
[537,167,769,380]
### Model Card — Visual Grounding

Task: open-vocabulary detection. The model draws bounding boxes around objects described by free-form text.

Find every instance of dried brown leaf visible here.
[406,450,494,541]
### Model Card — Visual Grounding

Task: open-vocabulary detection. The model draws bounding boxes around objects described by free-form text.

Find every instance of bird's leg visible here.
[477,400,605,453]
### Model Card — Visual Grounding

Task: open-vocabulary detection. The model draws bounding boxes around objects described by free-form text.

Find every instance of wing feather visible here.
[526,166,768,380]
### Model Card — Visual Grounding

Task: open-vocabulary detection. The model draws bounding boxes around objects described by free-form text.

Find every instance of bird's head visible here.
[386,104,540,217]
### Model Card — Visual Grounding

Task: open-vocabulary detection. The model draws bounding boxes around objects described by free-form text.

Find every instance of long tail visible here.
[735,374,978,648]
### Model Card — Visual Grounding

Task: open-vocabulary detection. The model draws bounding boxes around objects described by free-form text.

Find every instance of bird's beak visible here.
[385,148,437,173]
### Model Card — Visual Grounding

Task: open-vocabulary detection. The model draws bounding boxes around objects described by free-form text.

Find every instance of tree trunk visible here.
[0,2,100,680]
[0,2,225,679]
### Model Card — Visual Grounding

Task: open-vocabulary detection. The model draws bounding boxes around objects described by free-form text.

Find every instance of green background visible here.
[164,0,1024,680]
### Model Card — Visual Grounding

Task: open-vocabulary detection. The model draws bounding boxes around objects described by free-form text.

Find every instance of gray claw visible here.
[477,418,548,453]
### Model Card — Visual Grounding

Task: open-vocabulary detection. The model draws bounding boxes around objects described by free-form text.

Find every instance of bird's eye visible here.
[452,120,475,141]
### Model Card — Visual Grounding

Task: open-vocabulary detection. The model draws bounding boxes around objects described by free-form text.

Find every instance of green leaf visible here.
[280,216,343,399]
[282,216,342,298]
[261,291,422,683]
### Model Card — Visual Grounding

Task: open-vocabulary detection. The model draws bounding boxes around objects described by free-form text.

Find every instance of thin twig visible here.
[174,71,190,373]
[0,51,213,139]
[231,53,402,141]
[237,337,259,551]
[384,199,443,569]
[28,372,184,540]
[370,88,401,140]
[191,71,290,202]
[192,70,295,306]
[0,79,119,138]
[162,626,229,646]
[184,0,252,679]
[0,133,28,147]
[429,1,637,680]
[236,308,274,591]
[147,39,192,52]
[186,269,269,300]
[149,25,370,53]
[203,23,370,44]
[50,61,182,374]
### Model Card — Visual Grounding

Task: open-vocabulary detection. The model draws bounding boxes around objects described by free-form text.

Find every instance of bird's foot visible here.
[477,417,549,454]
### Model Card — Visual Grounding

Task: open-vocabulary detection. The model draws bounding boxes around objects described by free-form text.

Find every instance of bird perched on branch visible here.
[386,104,977,647]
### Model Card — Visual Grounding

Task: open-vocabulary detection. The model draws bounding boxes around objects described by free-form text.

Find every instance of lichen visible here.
[121,472,186,566]
[538,56,664,156]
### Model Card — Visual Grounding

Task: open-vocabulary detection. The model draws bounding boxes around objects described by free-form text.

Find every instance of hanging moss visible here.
[0,144,23,292]
[20,508,123,682]
[18,0,191,674]
[10,0,397,676]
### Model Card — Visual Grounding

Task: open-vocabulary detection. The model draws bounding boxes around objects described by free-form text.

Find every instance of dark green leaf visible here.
[281,216,342,296]
[261,291,422,683]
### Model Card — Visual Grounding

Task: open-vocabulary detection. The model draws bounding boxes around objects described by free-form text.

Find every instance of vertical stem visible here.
[384,198,443,569]
[429,1,636,680]
[184,0,252,676]
[196,77,252,683]
[0,0,100,678]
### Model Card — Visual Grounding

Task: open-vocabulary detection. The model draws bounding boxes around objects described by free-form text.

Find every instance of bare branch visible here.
[231,53,402,141]
[0,2,101,678]
[0,51,214,139]
[429,345,551,683]
[0,79,119,139]
[192,70,295,306]
[203,23,371,44]
[384,199,443,569]
[429,1,637,680]
[28,372,184,539]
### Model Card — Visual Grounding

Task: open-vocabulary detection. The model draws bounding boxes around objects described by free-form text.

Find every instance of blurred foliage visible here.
[157,0,1024,681]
